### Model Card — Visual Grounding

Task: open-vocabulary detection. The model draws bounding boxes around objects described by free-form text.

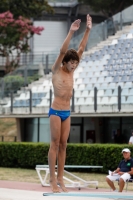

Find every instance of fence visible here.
[0,85,128,115]
[0,135,17,142]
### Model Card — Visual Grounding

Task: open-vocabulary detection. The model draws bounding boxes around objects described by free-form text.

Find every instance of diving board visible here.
[43,192,133,199]
[36,164,103,190]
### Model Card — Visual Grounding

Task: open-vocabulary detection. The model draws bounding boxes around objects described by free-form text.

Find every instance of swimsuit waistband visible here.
[50,108,70,112]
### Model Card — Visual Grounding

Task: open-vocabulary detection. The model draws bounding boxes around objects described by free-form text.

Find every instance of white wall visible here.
[33,21,68,52]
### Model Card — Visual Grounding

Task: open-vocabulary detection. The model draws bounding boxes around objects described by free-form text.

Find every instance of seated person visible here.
[106,148,133,192]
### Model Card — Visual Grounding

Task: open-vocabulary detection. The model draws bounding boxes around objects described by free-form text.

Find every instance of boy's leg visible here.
[57,116,70,192]
[48,115,61,192]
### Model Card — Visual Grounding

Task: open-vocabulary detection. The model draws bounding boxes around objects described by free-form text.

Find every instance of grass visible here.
[0,167,39,183]
[0,118,17,141]
[0,118,17,136]
[0,167,133,191]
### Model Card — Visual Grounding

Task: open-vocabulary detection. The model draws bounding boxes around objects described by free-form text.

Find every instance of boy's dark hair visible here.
[62,49,79,65]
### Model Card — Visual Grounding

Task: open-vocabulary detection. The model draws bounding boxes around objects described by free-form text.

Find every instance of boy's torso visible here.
[51,68,74,110]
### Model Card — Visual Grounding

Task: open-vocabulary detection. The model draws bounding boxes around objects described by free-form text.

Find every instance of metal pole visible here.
[14,136,17,142]
[29,89,32,113]
[11,91,13,113]
[103,21,107,40]
[1,79,5,98]
[120,12,123,30]
[118,86,121,112]
[71,89,75,112]
[46,54,48,74]
[49,89,52,109]
[38,118,40,142]
[94,87,97,112]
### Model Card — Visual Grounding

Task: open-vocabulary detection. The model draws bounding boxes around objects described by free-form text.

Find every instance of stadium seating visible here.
[2,25,133,114]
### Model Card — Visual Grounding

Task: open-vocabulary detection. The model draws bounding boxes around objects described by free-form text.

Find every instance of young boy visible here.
[48,14,92,193]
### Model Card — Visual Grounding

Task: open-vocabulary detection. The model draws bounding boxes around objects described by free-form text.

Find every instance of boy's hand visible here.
[86,14,92,30]
[70,19,81,32]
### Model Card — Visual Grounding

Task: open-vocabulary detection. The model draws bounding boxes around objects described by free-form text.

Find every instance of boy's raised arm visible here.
[52,19,81,73]
[77,14,92,60]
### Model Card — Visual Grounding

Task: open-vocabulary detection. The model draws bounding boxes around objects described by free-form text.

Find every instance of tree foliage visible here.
[0,11,44,73]
[0,0,53,19]
[79,0,133,17]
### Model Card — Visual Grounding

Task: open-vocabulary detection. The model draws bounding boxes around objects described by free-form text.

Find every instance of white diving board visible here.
[35,164,103,190]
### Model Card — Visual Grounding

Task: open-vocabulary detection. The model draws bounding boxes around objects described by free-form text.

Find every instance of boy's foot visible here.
[49,180,60,193]
[113,189,118,192]
[57,180,68,192]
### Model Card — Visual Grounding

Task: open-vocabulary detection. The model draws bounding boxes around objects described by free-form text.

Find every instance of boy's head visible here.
[62,49,79,65]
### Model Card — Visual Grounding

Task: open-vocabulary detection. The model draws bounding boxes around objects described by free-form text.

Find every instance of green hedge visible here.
[0,143,132,173]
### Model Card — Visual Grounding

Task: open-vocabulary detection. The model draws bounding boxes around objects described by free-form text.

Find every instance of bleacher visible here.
[1,26,133,115]
[73,31,133,113]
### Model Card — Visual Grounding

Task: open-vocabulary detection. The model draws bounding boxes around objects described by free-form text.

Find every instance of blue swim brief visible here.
[48,108,70,121]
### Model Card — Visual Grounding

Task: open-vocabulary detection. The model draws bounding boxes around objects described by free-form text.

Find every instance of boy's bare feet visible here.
[57,179,68,192]
[49,180,60,193]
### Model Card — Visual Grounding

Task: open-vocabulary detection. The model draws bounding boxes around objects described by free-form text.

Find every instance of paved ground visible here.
[0,180,133,200]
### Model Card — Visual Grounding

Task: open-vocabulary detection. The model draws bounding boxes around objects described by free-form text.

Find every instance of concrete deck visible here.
[0,180,133,200]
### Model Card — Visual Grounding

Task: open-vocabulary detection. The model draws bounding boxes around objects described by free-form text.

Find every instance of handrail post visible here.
[120,12,123,30]
[71,89,75,112]
[118,86,121,112]
[94,87,97,112]
[49,89,52,109]
[29,89,32,113]
[46,54,49,74]
[11,91,13,113]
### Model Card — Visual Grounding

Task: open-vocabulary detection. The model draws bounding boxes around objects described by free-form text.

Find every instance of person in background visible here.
[106,148,133,192]
[129,130,133,144]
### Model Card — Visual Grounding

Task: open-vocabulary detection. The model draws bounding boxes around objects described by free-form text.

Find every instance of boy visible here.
[48,14,92,192]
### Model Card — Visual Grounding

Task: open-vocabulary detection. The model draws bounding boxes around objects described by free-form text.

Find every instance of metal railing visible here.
[0,135,17,142]
[0,85,132,115]
[48,0,78,6]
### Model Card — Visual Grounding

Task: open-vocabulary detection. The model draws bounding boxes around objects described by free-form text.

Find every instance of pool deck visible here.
[0,180,133,200]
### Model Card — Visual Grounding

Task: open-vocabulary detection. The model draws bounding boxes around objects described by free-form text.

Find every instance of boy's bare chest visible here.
[52,71,73,89]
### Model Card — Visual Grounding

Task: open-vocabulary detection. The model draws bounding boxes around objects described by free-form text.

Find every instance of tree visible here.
[79,0,133,17]
[0,1,53,73]
[0,0,53,19]
[0,11,44,73]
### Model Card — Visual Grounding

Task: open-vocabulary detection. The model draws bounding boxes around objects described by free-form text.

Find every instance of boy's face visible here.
[65,59,79,72]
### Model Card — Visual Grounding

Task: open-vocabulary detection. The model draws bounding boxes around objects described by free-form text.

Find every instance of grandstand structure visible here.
[0,4,133,144]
